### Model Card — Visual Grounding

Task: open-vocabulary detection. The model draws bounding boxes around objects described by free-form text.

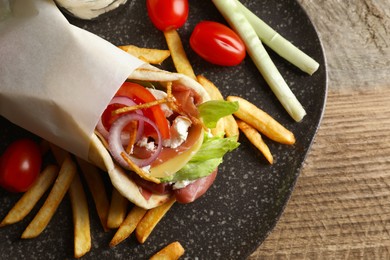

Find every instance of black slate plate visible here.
[0,0,327,259]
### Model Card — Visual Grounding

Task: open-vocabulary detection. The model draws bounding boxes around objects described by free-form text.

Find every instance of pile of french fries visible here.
[0,143,182,259]
[0,28,295,259]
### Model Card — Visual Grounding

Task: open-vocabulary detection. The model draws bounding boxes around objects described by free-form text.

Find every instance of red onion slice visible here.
[96,96,144,144]
[108,113,162,168]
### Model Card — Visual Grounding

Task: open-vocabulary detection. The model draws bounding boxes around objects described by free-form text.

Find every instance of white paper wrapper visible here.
[0,0,144,159]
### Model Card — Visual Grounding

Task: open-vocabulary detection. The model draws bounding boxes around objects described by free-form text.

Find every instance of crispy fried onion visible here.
[112,82,175,116]
[120,152,161,184]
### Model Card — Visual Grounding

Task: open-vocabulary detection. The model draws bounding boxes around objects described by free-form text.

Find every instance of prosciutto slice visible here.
[133,169,218,204]
[174,169,218,204]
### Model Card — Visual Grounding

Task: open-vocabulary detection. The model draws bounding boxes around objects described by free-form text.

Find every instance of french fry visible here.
[163,29,196,80]
[69,172,91,258]
[50,146,91,257]
[196,75,239,140]
[118,45,170,65]
[76,158,110,232]
[223,115,240,141]
[196,75,225,136]
[237,120,273,164]
[109,206,147,247]
[21,156,76,239]
[196,75,224,100]
[107,187,129,229]
[0,165,59,227]
[136,197,176,244]
[227,96,295,145]
[150,241,185,260]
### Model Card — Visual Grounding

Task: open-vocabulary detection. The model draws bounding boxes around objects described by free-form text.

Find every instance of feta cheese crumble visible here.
[163,116,192,149]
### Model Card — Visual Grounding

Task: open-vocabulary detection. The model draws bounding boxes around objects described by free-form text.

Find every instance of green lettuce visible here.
[160,134,240,182]
[197,100,239,128]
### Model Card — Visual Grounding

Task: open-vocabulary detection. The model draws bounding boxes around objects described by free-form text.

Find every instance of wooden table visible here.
[250,0,390,259]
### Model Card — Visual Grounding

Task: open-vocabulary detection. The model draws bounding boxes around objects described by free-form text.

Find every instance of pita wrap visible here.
[88,65,210,209]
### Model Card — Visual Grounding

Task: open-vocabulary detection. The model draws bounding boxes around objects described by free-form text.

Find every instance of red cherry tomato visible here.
[0,139,42,192]
[190,21,246,66]
[146,0,189,31]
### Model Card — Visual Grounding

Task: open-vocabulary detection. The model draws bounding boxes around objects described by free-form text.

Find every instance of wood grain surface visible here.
[250,0,390,259]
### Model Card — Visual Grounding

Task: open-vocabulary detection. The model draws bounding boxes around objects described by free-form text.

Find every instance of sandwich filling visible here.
[95,80,239,203]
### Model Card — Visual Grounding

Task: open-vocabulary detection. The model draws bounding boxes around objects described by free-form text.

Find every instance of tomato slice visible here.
[146,0,189,31]
[114,82,170,139]
[101,103,125,130]
[190,21,246,66]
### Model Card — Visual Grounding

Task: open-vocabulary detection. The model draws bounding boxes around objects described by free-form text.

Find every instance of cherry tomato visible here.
[146,0,189,31]
[0,139,42,192]
[190,21,246,66]
[114,82,170,139]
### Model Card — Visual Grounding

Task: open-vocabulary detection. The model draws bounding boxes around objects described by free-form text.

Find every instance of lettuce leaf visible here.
[198,100,239,128]
[160,134,240,182]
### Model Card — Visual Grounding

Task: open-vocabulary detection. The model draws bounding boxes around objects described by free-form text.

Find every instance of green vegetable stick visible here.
[212,0,306,122]
[235,0,319,75]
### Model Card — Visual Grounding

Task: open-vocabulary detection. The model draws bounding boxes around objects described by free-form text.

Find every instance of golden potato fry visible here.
[107,187,129,229]
[136,197,176,244]
[69,172,91,258]
[163,29,196,80]
[196,75,224,100]
[223,114,240,141]
[227,96,295,145]
[76,158,110,232]
[150,241,185,260]
[196,75,225,136]
[49,144,91,256]
[196,75,239,140]
[109,206,147,247]
[0,165,59,227]
[21,156,76,239]
[237,120,273,164]
[119,45,170,65]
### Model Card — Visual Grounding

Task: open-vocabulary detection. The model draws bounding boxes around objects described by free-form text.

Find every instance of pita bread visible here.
[88,65,210,209]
